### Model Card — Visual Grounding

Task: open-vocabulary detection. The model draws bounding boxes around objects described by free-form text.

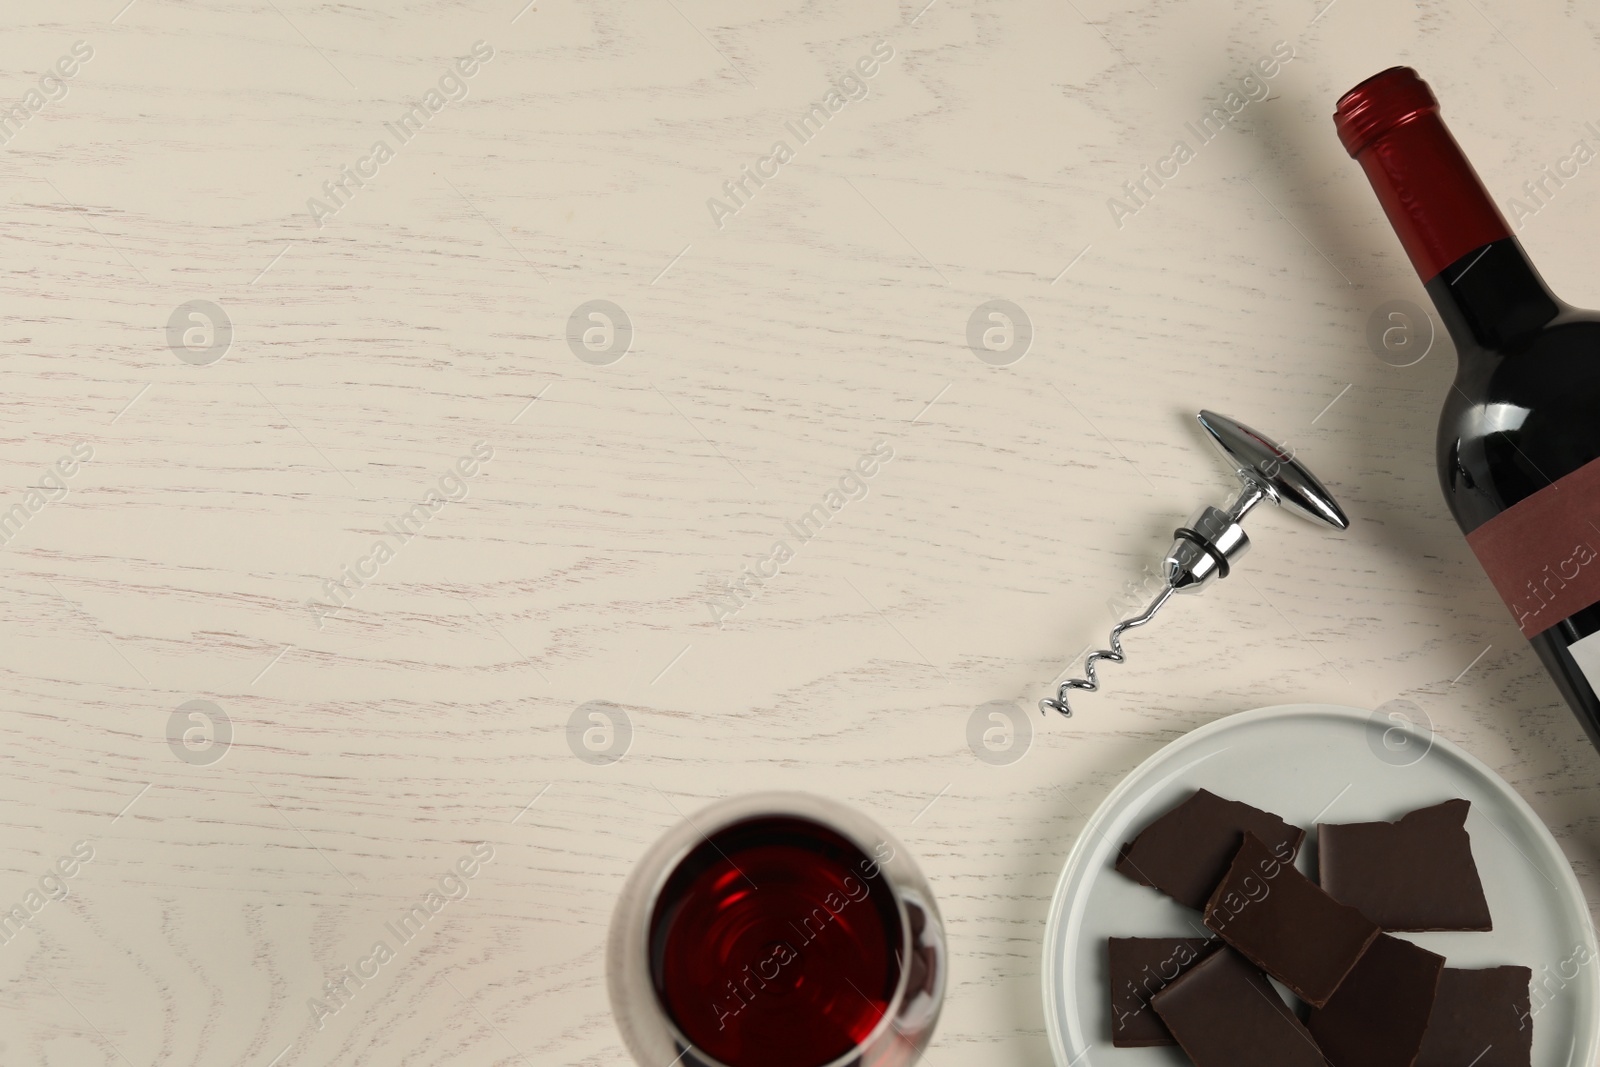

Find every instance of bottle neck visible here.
[1335,68,1513,282]
[1335,67,1561,352]
[1423,237,1561,353]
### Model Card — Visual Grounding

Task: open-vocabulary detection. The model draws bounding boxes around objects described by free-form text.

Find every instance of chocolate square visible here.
[1416,966,1534,1067]
[1307,933,1445,1067]
[1204,831,1380,1007]
[1150,944,1326,1067]
[1108,936,1216,1046]
[1319,799,1492,930]
[1116,788,1306,910]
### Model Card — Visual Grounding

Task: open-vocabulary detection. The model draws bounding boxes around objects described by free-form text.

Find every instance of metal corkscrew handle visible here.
[1039,411,1350,718]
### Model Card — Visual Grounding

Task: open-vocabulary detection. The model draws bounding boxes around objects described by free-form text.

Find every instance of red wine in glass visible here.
[649,816,905,1067]
[609,792,944,1067]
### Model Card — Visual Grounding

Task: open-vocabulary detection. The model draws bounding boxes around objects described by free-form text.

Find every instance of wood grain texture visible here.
[1,0,1598,1064]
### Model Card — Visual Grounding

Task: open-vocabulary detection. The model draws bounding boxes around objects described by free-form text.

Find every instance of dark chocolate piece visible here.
[1319,799,1492,930]
[1116,788,1306,910]
[1416,966,1533,1067]
[1150,945,1326,1067]
[1307,933,1445,1067]
[1107,936,1216,1047]
[1203,831,1380,1007]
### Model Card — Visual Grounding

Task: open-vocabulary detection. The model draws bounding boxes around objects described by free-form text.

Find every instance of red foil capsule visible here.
[1333,66,1511,283]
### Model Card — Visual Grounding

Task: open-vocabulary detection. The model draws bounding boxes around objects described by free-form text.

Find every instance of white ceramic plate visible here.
[1042,704,1599,1067]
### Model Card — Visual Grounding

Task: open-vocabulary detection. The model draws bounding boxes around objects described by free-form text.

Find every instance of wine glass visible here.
[607,791,946,1067]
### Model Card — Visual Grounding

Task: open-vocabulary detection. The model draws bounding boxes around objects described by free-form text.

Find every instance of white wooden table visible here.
[2,1,1597,1064]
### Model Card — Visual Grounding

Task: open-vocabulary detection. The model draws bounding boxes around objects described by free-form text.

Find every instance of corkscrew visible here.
[1040,411,1350,717]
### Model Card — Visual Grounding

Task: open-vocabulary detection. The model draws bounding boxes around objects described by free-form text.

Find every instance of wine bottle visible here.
[1335,67,1600,754]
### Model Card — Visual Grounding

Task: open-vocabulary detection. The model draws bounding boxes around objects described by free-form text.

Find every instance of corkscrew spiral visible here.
[1040,587,1173,717]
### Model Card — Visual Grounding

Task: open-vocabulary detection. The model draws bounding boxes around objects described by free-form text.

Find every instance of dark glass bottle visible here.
[1335,67,1600,754]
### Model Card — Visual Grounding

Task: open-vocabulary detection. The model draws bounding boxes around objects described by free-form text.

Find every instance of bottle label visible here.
[1572,631,1600,692]
[1463,455,1600,638]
